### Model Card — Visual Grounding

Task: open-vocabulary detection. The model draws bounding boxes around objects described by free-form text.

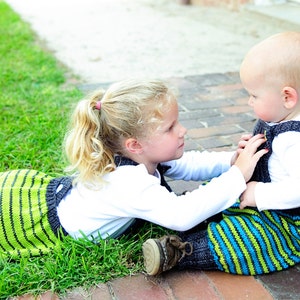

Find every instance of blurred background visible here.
[5,0,300,84]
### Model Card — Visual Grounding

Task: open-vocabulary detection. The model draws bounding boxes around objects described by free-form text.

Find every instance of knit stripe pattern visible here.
[208,203,300,274]
[207,119,300,275]
[0,169,59,258]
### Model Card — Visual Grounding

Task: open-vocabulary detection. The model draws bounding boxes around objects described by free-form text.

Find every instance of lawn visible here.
[0,2,167,298]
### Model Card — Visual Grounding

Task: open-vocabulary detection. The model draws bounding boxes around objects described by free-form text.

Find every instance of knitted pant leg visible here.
[0,170,56,258]
[207,203,300,275]
[177,230,219,270]
[0,170,72,258]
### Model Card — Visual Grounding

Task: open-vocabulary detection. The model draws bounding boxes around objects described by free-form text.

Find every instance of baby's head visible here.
[240,32,300,122]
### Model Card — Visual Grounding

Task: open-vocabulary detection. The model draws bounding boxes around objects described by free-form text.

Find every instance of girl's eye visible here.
[168,121,178,132]
[168,125,174,132]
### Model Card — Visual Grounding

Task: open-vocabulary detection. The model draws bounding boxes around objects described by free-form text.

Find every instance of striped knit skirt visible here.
[0,169,71,258]
[207,203,300,275]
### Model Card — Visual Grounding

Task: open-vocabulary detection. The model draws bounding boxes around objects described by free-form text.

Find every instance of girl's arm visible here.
[134,134,267,230]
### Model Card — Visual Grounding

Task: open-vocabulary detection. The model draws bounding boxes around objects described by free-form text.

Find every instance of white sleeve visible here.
[59,163,246,237]
[163,150,234,181]
[255,180,300,211]
[255,132,300,211]
[130,165,246,231]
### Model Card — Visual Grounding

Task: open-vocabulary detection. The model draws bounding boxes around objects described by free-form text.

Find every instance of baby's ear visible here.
[282,86,298,109]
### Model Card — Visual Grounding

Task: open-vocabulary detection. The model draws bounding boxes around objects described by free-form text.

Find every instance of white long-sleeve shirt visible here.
[255,118,300,211]
[57,150,246,240]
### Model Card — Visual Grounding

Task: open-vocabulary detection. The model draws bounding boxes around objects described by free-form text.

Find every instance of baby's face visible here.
[240,60,288,123]
[240,32,300,123]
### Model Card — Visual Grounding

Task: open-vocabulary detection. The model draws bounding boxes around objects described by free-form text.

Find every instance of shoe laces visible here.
[169,235,193,262]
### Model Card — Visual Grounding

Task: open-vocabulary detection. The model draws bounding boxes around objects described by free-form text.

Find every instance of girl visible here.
[0,79,266,258]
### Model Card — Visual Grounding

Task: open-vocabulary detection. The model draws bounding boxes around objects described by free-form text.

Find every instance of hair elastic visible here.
[95,101,102,110]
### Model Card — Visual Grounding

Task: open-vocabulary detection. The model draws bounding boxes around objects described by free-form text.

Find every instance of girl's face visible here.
[240,62,288,123]
[139,100,187,166]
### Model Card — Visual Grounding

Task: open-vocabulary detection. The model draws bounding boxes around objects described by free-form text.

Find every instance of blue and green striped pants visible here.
[208,203,300,275]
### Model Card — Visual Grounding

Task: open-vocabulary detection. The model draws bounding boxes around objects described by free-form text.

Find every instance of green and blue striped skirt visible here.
[0,169,72,258]
[208,203,300,275]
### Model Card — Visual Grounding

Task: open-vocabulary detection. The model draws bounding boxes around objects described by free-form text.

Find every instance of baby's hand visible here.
[240,181,258,209]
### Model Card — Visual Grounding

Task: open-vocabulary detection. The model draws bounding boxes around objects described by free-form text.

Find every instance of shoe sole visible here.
[142,239,162,275]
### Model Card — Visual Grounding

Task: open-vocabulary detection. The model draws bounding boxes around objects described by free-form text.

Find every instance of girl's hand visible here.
[234,134,268,182]
[231,134,253,165]
[240,181,258,209]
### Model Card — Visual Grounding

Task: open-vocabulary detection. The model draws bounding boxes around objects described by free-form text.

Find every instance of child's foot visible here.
[142,235,193,275]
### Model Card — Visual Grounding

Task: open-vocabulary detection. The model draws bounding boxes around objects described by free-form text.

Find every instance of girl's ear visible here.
[124,138,143,154]
[282,86,298,109]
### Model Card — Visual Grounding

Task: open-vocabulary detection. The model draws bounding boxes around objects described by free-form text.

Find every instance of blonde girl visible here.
[0,79,266,257]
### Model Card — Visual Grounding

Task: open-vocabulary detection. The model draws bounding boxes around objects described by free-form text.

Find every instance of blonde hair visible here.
[64,79,176,187]
[274,32,300,89]
[247,32,300,89]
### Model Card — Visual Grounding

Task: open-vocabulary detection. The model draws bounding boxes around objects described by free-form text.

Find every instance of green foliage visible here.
[0,1,81,176]
[0,225,169,298]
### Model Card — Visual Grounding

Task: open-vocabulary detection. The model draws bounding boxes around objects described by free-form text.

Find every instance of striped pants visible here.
[0,169,71,258]
[207,203,300,275]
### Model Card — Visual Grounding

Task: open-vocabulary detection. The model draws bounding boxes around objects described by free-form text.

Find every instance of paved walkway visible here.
[15,72,300,300]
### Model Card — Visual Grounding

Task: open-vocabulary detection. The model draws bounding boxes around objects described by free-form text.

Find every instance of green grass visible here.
[0,225,168,298]
[0,2,168,298]
[0,0,79,175]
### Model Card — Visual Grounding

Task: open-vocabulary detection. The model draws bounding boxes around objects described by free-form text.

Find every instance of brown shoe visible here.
[142,235,193,276]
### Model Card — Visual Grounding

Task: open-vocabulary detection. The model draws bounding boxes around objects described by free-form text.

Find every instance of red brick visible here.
[10,295,35,300]
[204,271,274,300]
[221,105,252,114]
[110,273,169,300]
[188,127,222,139]
[91,284,112,300]
[212,83,244,92]
[164,270,220,299]
[40,291,60,300]
[188,125,243,139]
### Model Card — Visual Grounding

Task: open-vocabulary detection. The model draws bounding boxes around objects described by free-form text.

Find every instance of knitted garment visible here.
[178,230,218,270]
[0,169,72,258]
[208,203,300,274]
[114,155,172,192]
[251,119,300,183]
[207,119,300,275]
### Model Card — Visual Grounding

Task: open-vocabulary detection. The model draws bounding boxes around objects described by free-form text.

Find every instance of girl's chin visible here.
[176,149,185,158]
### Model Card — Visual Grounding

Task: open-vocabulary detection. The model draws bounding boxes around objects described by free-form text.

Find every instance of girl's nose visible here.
[179,123,187,137]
